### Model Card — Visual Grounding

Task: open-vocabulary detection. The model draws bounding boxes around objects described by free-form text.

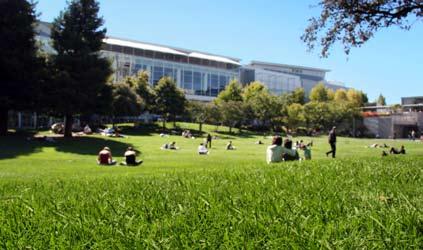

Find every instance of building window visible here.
[193,71,202,95]
[153,66,163,85]
[183,70,193,94]
[219,75,227,92]
[210,74,219,97]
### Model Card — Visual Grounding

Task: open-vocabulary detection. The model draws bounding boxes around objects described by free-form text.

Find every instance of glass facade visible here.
[104,51,239,97]
[254,69,301,95]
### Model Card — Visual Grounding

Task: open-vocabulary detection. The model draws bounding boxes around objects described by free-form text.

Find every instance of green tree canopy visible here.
[286,103,305,130]
[154,77,186,128]
[334,89,348,103]
[111,81,144,119]
[215,80,243,104]
[377,94,387,106]
[289,88,306,105]
[347,89,364,107]
[134,71,156,112]
[242,81,267,101]
[309,83,329,102]
[219,101,245,133]
[0,0,40,135]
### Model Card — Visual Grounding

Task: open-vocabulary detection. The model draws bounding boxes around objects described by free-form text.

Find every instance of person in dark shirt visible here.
[390,145,406,155]
[206,133,212,148]
[122,147,143,166]
[326,126,337,158]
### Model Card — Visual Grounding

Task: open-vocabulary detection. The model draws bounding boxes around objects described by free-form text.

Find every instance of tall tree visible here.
[134,71,156,112]
[377,94,387,106]
[286,103,305,131]
[219,101,245,133]
[154,77,186,128]
[49,0,112,137]
[302,0,423,57]
[187,101,210,133]
[110,78,144,124]
[0,0,40,135]
[347,89,364,107]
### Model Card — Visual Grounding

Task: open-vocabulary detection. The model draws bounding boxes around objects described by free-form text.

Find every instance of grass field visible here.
[1,123,423,248]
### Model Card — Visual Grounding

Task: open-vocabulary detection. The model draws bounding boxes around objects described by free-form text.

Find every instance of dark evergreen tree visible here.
[49,0,112,137]
[0,0,40,135]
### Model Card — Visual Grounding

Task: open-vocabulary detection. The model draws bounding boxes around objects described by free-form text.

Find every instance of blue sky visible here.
[36,0,422,104]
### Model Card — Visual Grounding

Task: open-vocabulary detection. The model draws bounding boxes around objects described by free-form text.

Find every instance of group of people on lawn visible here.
[96,126,407,166]
[97,146,142,166]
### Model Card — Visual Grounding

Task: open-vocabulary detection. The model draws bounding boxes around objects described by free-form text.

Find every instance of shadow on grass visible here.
[0,131,41,160]
[0,133,134,160]
[118,124,156,136]
[216,131,256,139]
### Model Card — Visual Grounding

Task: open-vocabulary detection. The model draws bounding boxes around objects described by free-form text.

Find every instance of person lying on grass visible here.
[120,147,143,166]
[161,141,179,150]
[97,147,116,165]
[198,143,209,155]
[390,145,406,155]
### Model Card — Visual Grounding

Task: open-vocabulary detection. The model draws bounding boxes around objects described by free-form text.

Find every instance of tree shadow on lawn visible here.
[53,137,135,156]
[0,134,134,160]
[118,124,158,136]
[0,131,41,160]
[215,130,256,139]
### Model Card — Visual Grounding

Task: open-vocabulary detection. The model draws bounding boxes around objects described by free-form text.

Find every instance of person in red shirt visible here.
[97,147,116,165]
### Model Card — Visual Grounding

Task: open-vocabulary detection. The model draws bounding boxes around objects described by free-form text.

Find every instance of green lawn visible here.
[1,123,423,248]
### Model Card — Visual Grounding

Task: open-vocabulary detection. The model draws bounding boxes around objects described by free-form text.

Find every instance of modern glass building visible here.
[35,22,347,101]
[101,37,240,101]
[35,22,241,102]
[240,61,345,96]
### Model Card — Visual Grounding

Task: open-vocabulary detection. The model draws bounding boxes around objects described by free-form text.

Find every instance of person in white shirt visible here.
[266,136,284,164]
[198,143,208,155]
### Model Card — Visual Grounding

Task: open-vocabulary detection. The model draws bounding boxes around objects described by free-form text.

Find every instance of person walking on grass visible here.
[326,126,337,158]
[206,133,212,148]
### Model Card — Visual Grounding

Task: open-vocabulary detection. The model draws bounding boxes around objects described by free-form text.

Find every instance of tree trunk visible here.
[64,114,73,138]
[162,119,166,130]
[173,114,176,128]
[229,126,232,133]
[199,122,203,133]
[0,108,8,136]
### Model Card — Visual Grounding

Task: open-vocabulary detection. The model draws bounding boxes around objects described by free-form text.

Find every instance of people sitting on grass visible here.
[182,130,193,138]
[255,140,264,145]
[390,145,406,155]
[266,137,300,164]
[97,147,116,165]
[198,143,209,155]
[161,141,179,150]
[121,147,143,166]
[267,136,284,163]
[226,141,236,150]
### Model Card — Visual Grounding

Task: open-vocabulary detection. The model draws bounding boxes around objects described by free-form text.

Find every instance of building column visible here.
[18,112,22,129]
[33,112,37,129]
